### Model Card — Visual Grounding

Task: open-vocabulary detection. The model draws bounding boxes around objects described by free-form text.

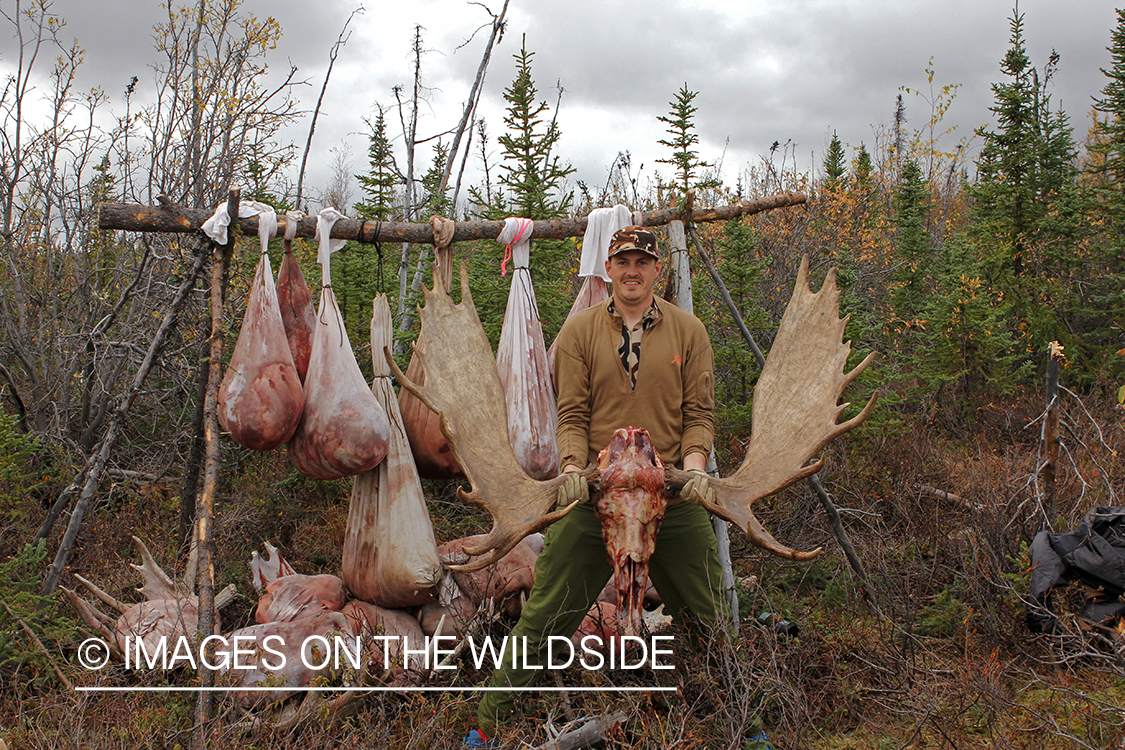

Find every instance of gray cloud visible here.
[17,0,1120,205]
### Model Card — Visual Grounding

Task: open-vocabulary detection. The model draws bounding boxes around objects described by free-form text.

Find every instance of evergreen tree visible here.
[970,10,1077,280]
[694,220,768,467]
[1075,8,1125,381]
[335,107,400,363]
[656,84,716,196]
[853,143,873,190]
[420,140,452,217]
[893,93,907,173]
[466,37,577,347]
[967,8,1082,381]
[354,109,398,221]
[1090,8,1125,203]
[916,234,1031,421]
[472,35,574,221]
[823,132,847,190]
[890,157,930,321]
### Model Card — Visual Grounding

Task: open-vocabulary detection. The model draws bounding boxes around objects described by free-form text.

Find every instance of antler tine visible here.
[130,535,181,601]
[450,498,579,573]
[73,573,130,615]
[60,587,124,659]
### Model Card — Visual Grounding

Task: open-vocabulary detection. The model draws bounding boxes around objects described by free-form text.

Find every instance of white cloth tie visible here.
[580,205,633,281]
[315,207,347,287]
[201,198,277,245]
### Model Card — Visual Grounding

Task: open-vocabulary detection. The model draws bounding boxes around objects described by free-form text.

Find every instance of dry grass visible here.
[3,395,1125,749]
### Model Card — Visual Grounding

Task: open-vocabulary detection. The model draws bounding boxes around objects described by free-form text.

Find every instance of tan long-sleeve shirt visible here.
[553,296,715,470]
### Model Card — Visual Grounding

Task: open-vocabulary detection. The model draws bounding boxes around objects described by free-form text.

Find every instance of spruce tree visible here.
[467,36,577,347]
[473,35,575,221]
[823,132,847,190]
[853,144,873,190]
[656,84,716,196]
[338,106,400,365]
[695,220,768,466]
[968,8,1081,378]
[1090,8,1125,202]
[970,10,1077,280]
[420,140,452,217]
[891,157,930,322]
[1076,8,1125,380]
[916,234,1030,420]
[354,109,398,221]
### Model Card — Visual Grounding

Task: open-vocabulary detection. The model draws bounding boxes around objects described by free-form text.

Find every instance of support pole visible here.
[686,224,873,605]
[667,219,739,631]
[1041,342,1062,529]
[193,189,238,749]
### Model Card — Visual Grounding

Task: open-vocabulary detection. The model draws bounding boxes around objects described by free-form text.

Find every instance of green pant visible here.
[477,501,729,732]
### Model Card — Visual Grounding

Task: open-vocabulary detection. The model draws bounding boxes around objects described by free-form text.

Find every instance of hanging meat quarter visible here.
[496,218,559,480]
[342,294,441,607]
[217,207,304,451]
[288,208,391,480]
[398,245,463,479]
[276,209,316,383]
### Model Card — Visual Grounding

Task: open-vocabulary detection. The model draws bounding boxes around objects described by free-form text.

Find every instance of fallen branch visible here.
[0,599,73,689]
[531,710,629,750]
[106,469,163,483]
[914,483,982,512]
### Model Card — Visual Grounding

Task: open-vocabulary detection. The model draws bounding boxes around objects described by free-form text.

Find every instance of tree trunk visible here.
[1041,345,1061,527]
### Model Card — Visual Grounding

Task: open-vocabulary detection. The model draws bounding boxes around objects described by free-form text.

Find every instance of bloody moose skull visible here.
[594,426,667,638]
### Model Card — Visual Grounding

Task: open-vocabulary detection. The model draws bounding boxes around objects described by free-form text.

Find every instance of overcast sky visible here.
[6,0,1120,210]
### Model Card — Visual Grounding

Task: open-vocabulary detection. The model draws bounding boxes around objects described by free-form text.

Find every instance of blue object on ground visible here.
[747,730,775,749]
[463,729,500,749]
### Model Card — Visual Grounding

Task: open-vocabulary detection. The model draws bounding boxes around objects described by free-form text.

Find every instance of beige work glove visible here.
[680,469,715,507]
[556,471,589,508]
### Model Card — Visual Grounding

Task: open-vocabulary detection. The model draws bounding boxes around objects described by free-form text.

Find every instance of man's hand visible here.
[680,469,715,507]
[557,471,589,508]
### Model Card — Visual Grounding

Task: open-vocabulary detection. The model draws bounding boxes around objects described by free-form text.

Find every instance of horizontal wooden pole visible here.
[97,192,807,243]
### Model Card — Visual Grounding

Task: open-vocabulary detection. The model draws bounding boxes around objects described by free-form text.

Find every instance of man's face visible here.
[606,250,662,308]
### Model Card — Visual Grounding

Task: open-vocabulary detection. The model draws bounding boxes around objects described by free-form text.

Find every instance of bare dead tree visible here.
[295,6,363,209]
[437,0,509,203]
[147,0,300,208]
[391,24,428,334]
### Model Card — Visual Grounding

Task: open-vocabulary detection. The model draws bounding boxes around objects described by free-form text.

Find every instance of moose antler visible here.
[390,255,875,568]
[387,265,576,572]
[674,255,877,560]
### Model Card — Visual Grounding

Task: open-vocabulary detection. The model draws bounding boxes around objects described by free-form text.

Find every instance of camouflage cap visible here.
[607,226,659,259]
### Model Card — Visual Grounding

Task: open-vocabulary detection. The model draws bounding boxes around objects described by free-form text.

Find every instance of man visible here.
[466,226,727,748]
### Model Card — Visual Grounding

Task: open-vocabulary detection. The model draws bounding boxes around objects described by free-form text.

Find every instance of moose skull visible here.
[594,426,666,638]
